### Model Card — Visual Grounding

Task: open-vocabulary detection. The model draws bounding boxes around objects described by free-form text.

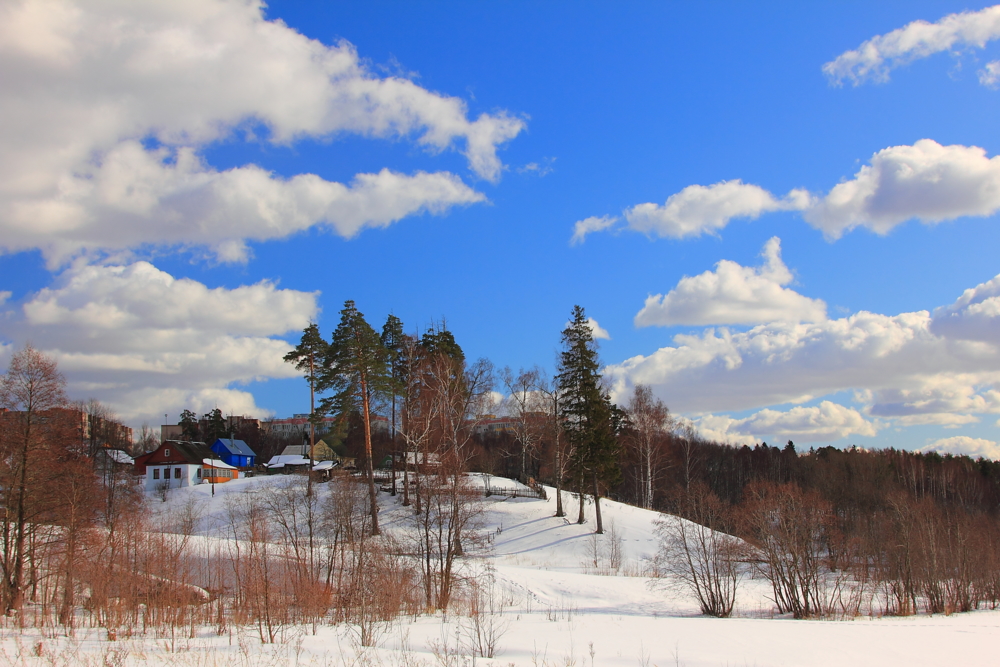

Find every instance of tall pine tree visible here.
[381,314,405,495]
[556,305,621,534]
[319,301,390,535]
[283,322,327,495]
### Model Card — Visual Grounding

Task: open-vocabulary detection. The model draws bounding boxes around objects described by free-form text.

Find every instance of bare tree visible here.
[500,366,546,484]
[741,481,834,618]
[0,345,70,613]
[654,482,744,617]
[537,376,568,518]
[624,385,673,509]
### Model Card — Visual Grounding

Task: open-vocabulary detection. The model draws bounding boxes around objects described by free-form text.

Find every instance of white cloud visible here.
[695,401,878,445]
[635,237,826,327]
[920,435,1000,460]
[591,139,1000,246]
[586,317,611,340]
[517,158,556,177]
[0,0,523,263]
[0,260,318,425]
[0,291,10,306]
[980,60,1000,87]
[7,142,485,264]
[570,215,619,246]
[930,273,1000,343]
[823,5,1000,86]
[623,180,810,239]
[805,140,1000,240]
[607,274,1000,427]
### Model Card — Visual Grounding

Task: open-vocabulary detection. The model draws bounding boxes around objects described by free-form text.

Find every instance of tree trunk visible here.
[592,472,604,534]
[308,354,315,497]
[390,394,397,496]
[577,479,585,525]
[360,379,380,535]
[554,445,565,517]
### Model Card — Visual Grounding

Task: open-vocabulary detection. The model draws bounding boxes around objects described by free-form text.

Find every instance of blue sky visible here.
[3,0,1000,457]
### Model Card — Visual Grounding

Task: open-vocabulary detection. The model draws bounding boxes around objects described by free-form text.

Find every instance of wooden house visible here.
[142,440,236,492]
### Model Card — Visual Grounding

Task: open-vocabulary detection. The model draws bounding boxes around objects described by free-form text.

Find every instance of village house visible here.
[137,440,236,492]
[210,437,257,468]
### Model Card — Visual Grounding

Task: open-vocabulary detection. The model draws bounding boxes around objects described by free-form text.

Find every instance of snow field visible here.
[1,474,997,666]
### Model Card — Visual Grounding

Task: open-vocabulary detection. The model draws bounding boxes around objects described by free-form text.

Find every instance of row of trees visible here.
[284,303,626,535]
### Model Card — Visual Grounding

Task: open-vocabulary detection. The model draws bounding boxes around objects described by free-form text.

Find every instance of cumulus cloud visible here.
[8,143,485,264]
[805,140,1000,240]
[920,435,1000,460]
[0,0,523,263]
[586,317,611,340]
[980,60,1000,87]
[570,215,619,246]
[607,274,1000,426]
[585,139,1000,246]
[930,272,1000,343]
[0,260,318,425]
[623,181,810,239]
[635,237,826,327]
[823,5,1000,86]
[695,401,878,444]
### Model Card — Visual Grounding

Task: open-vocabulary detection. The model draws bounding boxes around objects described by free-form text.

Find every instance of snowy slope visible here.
[4,473,998,666]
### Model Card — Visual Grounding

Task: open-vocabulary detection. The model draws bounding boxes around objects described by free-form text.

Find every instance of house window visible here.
[164,448,170,457]
[153,468,160,480]
[174,467,181,479]
[197,468,201,478]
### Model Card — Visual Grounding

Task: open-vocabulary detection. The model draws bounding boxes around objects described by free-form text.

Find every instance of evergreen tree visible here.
[381,314,405,495]
[380,314,406,439]
[319,300,390,535]
[556,305,621,534]
[179,409,200,440]
[202,407,227,442]
[284,322,327,493]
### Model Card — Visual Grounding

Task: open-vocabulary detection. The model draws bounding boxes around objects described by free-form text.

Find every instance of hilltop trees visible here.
[557,306,620,534]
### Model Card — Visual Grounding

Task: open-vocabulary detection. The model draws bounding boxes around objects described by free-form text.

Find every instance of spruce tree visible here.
[556,305,621,534]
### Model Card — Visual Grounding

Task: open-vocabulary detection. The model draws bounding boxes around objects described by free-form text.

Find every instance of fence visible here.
[364,470,547,500]
[485,484,547,500]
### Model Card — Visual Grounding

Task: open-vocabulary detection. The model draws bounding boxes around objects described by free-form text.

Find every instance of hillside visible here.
[77,473,997,667]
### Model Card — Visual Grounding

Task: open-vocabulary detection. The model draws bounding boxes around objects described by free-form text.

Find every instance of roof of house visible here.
[203,458,236,470]
[102,449,134,465]
[162,440,219,465]
[265,454,311,468]
[212,438,256,457]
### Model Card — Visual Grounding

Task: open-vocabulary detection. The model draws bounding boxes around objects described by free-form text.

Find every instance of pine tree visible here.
[284,322,327,494]
[319,300,390,535]
[202,407,227,442]
[179,409,200,440]
[381,314,405,495]
[556,305,621,534]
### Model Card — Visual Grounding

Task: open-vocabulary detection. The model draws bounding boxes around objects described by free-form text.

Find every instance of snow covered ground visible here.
[2,473,998,666]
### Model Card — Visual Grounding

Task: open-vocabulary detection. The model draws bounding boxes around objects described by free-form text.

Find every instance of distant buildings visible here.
[264,413,389,438]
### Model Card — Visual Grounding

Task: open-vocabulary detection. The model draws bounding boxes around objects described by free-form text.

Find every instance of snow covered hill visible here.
[5,473,997,666]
